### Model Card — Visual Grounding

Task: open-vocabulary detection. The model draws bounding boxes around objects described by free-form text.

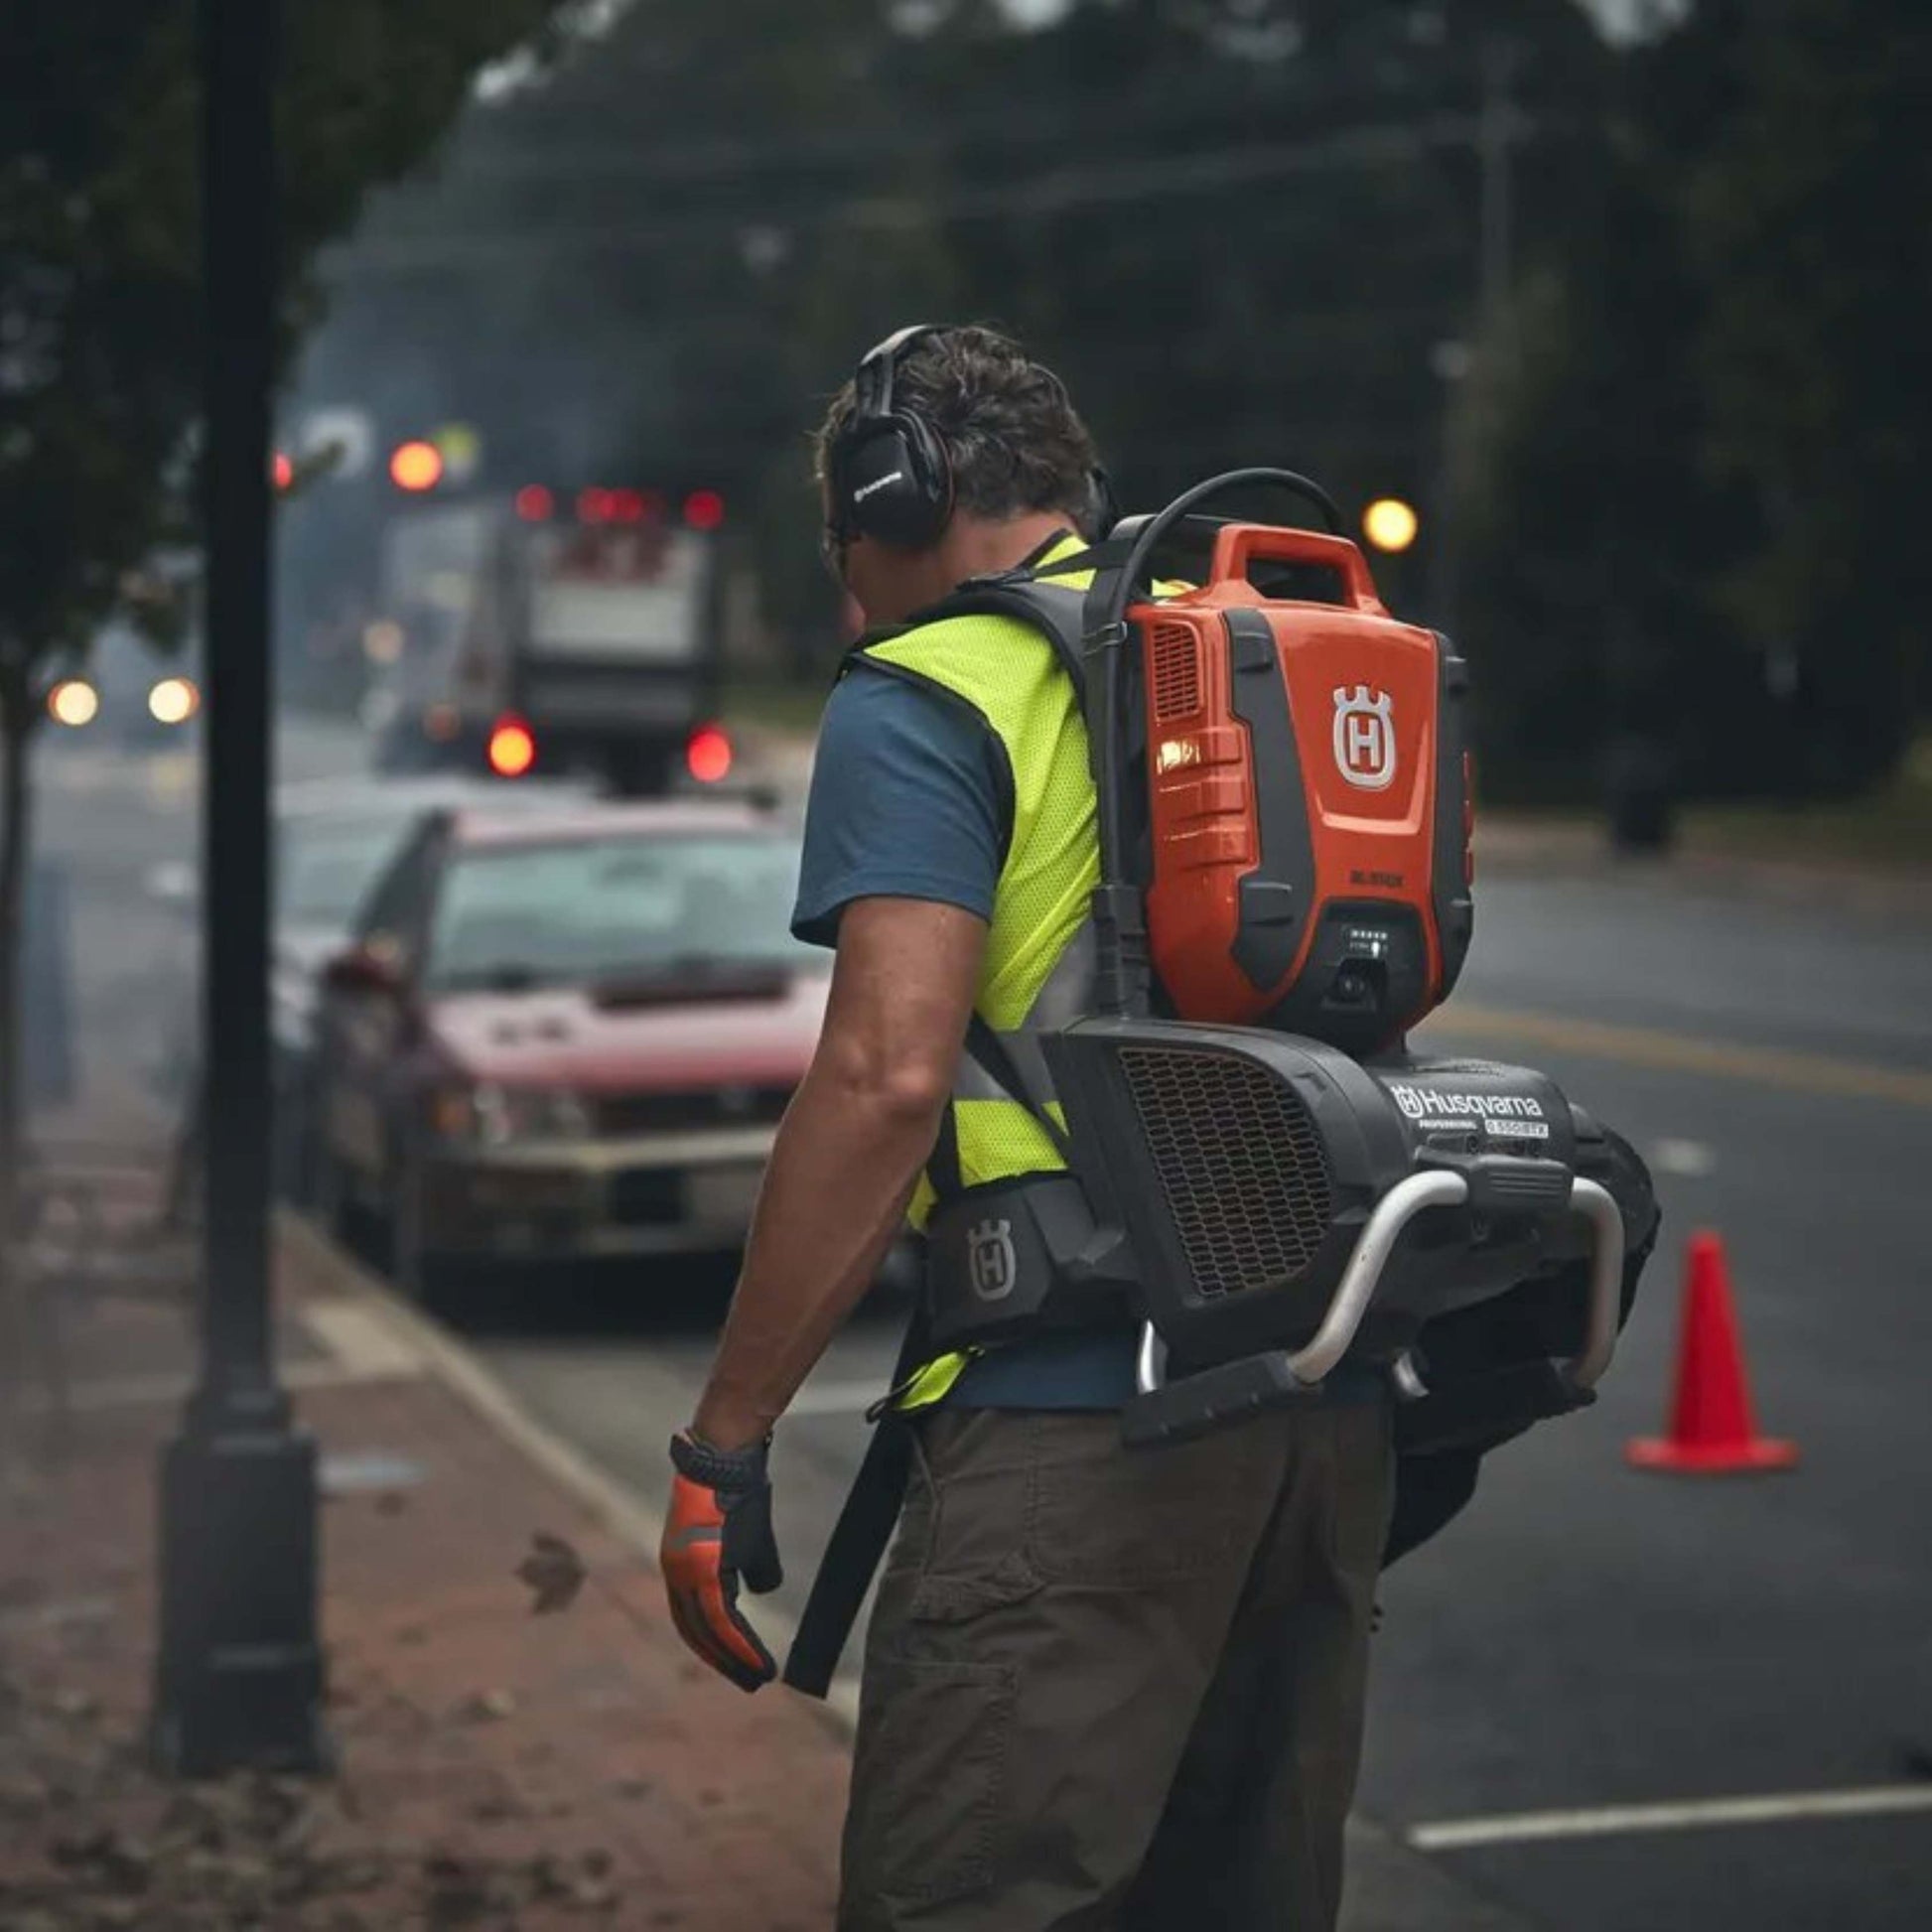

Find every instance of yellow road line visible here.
[1420,1002,1932,1110]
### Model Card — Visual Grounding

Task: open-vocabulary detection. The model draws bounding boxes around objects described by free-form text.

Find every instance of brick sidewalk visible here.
[0,1233,849,1930]
[2,1190,1534,1932]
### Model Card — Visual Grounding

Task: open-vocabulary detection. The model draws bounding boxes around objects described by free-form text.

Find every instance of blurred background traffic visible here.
[6,3,1930,1930]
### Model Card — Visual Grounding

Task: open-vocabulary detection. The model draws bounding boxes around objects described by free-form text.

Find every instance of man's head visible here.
[816,325,1105,624]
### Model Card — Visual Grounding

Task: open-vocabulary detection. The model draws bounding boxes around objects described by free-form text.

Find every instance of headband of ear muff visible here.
[831,324,956,550]
[832,326,1116,548]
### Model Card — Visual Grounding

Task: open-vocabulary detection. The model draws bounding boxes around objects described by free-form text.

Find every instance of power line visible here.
[329,111,1533,278]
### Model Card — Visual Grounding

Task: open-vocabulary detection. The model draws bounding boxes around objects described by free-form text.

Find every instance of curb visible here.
[274,1208,862,1732]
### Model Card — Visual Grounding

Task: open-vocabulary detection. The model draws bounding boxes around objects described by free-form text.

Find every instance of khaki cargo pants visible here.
[838,1400,1394,1931]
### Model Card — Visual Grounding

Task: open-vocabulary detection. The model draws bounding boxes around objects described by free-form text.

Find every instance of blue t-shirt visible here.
[792,661,1136,1410]
[791,659,1382,1412]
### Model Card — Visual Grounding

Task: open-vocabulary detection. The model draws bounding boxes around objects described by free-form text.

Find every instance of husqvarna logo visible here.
[1390,1082,1429,1122]
[1332,685,1396,790]
[968,1218,1018,1301]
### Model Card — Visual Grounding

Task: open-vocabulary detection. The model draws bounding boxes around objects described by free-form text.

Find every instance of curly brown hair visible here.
[815,325,1104,532]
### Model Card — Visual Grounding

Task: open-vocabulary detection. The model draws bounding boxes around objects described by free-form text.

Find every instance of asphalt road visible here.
[469,863,1932,1932]
[38,715,1932,1930]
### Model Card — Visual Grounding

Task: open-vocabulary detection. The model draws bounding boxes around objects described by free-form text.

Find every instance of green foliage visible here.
[1464,0,1931,799]
[425,0,1610,656]
[1685,0,1932,792]
[268,0,1928,798]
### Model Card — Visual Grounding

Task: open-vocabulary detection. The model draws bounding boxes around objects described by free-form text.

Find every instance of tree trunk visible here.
[0,672,33,1427]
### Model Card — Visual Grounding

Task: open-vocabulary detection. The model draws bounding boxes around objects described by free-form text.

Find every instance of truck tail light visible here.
[686,724,733,784]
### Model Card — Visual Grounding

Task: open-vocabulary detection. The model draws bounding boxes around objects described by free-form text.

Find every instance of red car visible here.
[312,794,826,1292]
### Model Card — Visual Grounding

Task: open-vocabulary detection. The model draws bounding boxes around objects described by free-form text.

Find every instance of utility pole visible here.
[1476,38,1519,373]
[1429,40,1522,637]
[150,0,328,1777]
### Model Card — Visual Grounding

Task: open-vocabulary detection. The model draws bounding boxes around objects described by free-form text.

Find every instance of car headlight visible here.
[148,676,201,725]
[428,1081,592,1146]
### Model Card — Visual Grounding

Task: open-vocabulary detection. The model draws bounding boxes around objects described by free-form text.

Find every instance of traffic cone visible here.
[1626,1230,1799,1473]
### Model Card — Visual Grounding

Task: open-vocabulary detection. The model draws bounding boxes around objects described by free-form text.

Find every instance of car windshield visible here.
[278,812,413,930]
[423,830,815,992]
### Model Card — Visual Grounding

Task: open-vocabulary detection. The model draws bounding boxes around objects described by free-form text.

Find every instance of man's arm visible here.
[690,895,986,1450]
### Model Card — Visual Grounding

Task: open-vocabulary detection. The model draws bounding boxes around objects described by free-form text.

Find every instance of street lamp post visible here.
[149,0,328,1777]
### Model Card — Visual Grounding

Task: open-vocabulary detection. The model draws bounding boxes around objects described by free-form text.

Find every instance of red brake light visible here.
[578,486,611,523]
[609,487,645,523]
[272,451,294,491]
[487,715,537,778]
[683,489,725,531]
[515,484,553,521]
[686,724,733,784]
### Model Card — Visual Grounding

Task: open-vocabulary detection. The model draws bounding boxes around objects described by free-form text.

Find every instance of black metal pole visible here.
[151,0,327,1777]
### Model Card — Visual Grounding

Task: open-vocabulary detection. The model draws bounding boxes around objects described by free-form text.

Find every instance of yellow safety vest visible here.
[852,533,1107,1407]
[853,533,1104,1217]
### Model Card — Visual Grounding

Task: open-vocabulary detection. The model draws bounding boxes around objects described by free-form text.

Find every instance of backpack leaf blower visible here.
[921,470,1654,1449]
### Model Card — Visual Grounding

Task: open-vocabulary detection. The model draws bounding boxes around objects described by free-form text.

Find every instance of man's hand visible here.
[661,1431,783,1692]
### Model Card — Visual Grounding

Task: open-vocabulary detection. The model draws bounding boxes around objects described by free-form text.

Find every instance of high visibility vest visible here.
[848,534,1101,1229]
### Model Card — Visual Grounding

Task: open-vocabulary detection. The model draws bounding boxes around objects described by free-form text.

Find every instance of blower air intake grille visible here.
[1150,622,1201,722]
[1117,1046,1334,1299]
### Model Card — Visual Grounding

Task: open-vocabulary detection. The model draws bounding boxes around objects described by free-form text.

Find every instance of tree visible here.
[1456,0,1931,803]
[1683,0,1932,794]
[0,0,560,1374]
[287,0,1620,672]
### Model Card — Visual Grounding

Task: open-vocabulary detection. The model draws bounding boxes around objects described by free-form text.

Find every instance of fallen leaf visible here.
[456,1688,517,1724]
[513,1532,587,1615]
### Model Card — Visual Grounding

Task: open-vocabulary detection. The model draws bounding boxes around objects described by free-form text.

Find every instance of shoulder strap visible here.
[964,1013,1073,1163]
[884,570,1092,705]
[784,1295,931,1698]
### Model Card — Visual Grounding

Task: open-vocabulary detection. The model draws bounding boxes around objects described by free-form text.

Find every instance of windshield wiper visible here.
[435,963,552,993]
[590,955,797,1008]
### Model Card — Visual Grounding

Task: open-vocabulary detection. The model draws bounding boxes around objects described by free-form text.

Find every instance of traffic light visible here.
[389,440,444,492]
[1362,497,1419,554]
[486,714,536,778]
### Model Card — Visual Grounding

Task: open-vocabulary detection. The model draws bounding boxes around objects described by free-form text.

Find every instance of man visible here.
[660,325,1393,1930]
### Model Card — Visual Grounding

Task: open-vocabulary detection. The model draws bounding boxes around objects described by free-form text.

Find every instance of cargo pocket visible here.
[846,1413,1043,1913]
[845,1649,1021,1910]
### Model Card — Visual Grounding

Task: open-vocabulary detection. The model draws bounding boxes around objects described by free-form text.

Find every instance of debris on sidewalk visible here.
[514,1534,589,1617]
[0,1229,850,1932]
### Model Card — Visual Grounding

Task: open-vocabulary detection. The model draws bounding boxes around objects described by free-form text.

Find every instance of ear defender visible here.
[832,324,955,550]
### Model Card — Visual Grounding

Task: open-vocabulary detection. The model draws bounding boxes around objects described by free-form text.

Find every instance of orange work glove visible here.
[661,1431,782,1692]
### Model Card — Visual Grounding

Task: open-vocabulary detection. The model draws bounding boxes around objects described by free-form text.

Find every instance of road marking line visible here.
[274,1209,863,1732]
[1422,1002,1932,1110]
[788,1378,888,1419]
[1407,1783,1932,1852]
[1648,1137,1718,1177]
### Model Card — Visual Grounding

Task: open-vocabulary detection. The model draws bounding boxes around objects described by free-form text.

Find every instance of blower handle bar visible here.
[1134,1173,1626,1398]
[1082,469,1343,1020]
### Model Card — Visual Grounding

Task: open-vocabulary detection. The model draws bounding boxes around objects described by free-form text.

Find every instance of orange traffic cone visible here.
[1626,1231,1799,1473]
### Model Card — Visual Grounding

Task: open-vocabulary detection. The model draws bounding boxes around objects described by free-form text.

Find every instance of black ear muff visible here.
[833,325,955,550]
[1088,464,1121,541]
